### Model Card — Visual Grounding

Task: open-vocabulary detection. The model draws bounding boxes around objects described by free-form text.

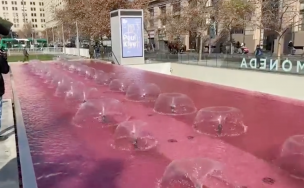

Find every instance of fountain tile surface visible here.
[0,99,19,188]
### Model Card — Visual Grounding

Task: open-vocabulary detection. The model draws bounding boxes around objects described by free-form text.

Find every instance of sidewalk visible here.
[0,99,19,188]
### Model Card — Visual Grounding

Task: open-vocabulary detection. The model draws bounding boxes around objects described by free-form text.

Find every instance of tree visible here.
[254,0,301,60]
[182,0,219,59]
[55,0,150,40]
[158,0,219,60]
[17,22,33,38]
[217,0,256,54]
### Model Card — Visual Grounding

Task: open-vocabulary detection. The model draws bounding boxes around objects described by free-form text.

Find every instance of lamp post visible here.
[52,27,55,45]
[46,29,49,45]
[62,23,65,53]
[76,20,80,56]
[31,29,35,48]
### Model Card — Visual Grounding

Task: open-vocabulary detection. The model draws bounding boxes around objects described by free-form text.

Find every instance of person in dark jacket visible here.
[0,45,10,141]
[288,41,294,55]
[254,45,263,68]
[89,45,94,59]
[23,48,29,62]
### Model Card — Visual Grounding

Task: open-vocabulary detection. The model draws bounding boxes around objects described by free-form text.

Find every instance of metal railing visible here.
[111,51,120,65]
[8,47,63,55]
[10,71,38,188]
[144,52,304,75]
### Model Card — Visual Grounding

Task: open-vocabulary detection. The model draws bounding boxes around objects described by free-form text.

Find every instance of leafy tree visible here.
[55,0,149,40]
[217,0,255,54]
[254,0,301,60]
[17,22,33,38]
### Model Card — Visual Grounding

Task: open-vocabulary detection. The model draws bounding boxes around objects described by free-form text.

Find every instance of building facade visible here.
[45,0,65,29]
[147,0,304,54]
[0,0,46,34]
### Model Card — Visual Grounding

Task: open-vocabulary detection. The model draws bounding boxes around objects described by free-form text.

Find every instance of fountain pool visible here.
[7,61,304,188]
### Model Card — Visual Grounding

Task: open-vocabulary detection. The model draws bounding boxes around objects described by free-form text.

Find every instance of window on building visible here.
[1,1,7,4]
[172,2,181,13]
[149,9,154,17]
[149,19,154,27]
[188,0,197,7]
[160,6,166,14]
[21,1,26,5]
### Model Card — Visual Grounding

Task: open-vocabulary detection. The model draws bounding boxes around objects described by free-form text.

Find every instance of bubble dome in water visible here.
[158,158,222,188]
[77,65,88,76]
[65,81,85,102]
[193,107,247,137]
[113,120,158,151]
[154,93,197,115]
[72,98,130,128]
[55,76,73,97]
[84,87,101,101]
[93,70,104,80]
[49,74,62,88]
[37,63,50,78]
[109,79,129,92]
[43,68,56,83]
[95,72,115,85]
[68,62,78,73]
[126,83,161,102]
[278,135,304,179]
[61,61,71,70]
[85,67,96,79]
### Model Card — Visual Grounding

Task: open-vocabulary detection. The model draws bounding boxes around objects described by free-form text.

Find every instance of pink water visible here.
[6,61,304,188]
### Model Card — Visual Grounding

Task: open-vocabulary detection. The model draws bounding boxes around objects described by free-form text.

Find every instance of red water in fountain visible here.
[7,61,304,188]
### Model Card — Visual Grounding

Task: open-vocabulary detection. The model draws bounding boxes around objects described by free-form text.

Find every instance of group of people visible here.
[89,45,105,59]
[235,41,249,54]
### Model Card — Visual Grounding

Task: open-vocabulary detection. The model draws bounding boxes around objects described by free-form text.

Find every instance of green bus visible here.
[0,38,48,50]
[0,38,18,50]
[28,38,47,47]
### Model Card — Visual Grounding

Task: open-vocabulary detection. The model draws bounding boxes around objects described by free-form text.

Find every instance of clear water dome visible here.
[109,79,129,92]
[55,76,73,97]
[61,61,70,70]
[126,83,161,102]
[158,158,222,188]
[49,74,62,88]
[193,106,247,137]
[154,93,197,115]
[84,87,101,101]
[85,67,96,79]
[278,135,304,179]
[72,98,130,128]
[94,72,115,85]
[68,62,79,73]
[38,63,51,78]
[93,70,104,80]
[43,68,56,84]
[113,120,158,151]
[65,81,85,103]
[77,65,88,76]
